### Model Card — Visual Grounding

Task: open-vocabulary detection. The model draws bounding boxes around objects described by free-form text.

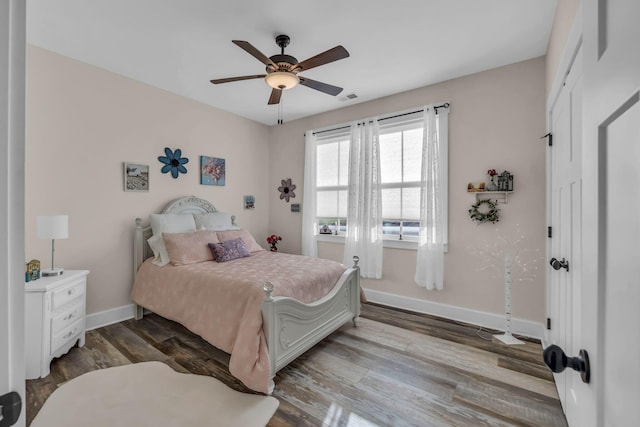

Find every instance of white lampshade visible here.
[37,215,69,240]
[265,71,299,90]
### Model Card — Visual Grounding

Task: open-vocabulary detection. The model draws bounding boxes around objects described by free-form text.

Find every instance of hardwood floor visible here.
[26,303,567,426]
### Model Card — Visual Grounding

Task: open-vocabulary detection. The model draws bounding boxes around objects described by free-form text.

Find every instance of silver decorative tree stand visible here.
[493,254,524,345]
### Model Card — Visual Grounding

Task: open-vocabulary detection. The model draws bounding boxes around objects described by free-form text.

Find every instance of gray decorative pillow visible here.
[208,238,251,263]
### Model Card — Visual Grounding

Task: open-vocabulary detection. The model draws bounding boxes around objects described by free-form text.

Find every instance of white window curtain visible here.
[301,131,318,257]
[415,106,448,290]
[343,121,383,278]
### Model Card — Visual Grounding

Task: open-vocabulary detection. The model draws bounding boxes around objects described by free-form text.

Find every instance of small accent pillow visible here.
[163,230,220,266]
[193,212,238,231]
[147,234,170,267]
[208,238,251,263]
[216,229,264,253]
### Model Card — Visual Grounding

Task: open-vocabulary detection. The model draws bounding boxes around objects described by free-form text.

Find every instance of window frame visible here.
[310,105,449,252]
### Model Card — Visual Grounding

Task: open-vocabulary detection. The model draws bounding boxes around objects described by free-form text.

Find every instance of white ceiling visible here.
[27,0,557,126]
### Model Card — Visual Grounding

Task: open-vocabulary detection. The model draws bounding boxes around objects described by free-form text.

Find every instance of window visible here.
[309,106,448,246]
[379,121,423,239]
[316,135,349,235]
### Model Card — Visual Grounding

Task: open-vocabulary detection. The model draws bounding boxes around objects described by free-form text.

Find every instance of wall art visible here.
[158,148,188,179]
[123,162,149,192]
[278,178,296,202]
[201,156,226,186]
[244,195,255,209]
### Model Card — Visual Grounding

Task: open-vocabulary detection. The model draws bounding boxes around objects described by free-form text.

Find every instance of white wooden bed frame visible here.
[132,196,360,393]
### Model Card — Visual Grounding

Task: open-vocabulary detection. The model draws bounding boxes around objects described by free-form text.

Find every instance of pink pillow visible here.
[163,230,220,265]
[216,229,264,252]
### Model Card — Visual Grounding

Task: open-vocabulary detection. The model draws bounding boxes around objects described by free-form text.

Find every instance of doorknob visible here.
[543,344,590,383]
[549,257,569,272]
[0,391,21,426]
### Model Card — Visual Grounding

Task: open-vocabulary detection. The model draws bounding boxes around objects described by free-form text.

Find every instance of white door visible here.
[548,47,583,426]
[576,1,640,426]
[0,1,26,426]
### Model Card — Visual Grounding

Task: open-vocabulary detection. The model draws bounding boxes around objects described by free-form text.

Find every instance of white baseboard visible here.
[85,304,136,331]
[364,289,544,340]
[85,292,545,340]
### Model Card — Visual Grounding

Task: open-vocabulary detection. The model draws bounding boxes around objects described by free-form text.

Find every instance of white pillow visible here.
[150,213,197,236]
[148,234,170,267]
[193,212,238,231]
[148,214,197,266]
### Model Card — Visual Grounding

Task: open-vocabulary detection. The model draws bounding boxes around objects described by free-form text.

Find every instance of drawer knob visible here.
[67,289,74,295]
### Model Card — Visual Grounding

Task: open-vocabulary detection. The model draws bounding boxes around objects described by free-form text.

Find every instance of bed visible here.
[131,196,361,394]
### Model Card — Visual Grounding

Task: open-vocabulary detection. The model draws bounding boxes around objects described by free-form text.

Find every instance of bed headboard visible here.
[133,196,235,280]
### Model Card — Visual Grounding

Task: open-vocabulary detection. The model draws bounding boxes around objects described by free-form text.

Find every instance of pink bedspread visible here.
[130,251,347,393]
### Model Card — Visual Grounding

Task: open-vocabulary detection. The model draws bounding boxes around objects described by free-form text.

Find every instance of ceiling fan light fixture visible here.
[265,71,299,90]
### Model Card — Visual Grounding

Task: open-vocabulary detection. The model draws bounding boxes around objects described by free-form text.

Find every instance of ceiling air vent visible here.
[339,93,358,102]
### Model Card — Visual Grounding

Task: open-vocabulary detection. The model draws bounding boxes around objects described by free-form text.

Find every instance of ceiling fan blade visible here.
[292,46,349,72]
[210,74,266,84]
[232,40,278,70]
[299,77,343,96]
[268,88,282,105]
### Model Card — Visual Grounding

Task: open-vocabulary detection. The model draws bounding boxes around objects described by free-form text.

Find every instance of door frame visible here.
[0,1,26,426]
[544,5,583,347]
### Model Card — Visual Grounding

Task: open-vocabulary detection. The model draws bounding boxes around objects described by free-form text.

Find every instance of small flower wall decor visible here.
[278,178,296,202]
[158,147,189,179]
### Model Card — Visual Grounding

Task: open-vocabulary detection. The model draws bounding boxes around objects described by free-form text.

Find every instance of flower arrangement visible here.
[486,168,499,191]
[266,234,282,251]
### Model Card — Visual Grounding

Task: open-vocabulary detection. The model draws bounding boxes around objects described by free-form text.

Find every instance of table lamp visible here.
[37,215,69,276]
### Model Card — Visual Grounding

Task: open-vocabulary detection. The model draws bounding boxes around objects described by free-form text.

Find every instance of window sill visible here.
[316,234,426,251]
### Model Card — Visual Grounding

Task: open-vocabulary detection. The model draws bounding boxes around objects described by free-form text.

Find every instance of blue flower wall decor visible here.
[158,147,189,179]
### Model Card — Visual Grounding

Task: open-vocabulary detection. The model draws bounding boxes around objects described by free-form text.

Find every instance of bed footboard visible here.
[261,256,361,392]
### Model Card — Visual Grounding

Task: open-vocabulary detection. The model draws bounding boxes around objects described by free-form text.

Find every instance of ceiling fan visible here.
[210,34,349,105]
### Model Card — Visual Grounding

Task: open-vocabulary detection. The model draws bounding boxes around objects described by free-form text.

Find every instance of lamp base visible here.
[42,268,64,277]
[494,333,525,345]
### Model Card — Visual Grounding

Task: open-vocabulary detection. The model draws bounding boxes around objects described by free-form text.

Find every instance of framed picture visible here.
[201,156,226,186]
[291,203,300,213]
[123,162,149,192]
[244,195,255,210]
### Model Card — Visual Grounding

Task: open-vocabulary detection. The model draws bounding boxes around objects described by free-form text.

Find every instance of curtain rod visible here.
[311,103,450,135]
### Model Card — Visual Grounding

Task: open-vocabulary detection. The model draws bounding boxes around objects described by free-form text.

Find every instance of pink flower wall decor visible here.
[278,178,296,202]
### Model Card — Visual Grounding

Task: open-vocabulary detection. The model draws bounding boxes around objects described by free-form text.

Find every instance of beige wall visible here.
[546,0,581,95]
[25,46,548,324]
[26,46,271,315]
[268,57,547,322]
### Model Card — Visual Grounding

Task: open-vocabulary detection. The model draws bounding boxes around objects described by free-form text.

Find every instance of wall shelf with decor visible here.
[467,169,514,204]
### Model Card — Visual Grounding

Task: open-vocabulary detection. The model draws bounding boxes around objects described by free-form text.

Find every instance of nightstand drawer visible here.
[51,318,83,355]
[51,278,85,310]
[51,301,84,335]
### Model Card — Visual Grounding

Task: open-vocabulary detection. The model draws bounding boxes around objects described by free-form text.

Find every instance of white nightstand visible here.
[25,270,89,379]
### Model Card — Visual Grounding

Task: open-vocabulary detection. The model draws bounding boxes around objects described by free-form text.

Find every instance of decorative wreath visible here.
[468,199,500,224]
